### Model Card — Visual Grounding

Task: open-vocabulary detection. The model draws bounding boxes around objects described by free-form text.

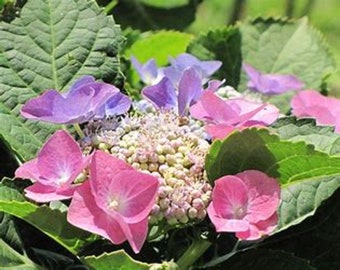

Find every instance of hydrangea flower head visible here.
[207,170,280,240]
[67,150,159,253]
[243,63,304,95]
[291,90,340,132]
[190,91,279,139]
[21,76,131,124]
[82,110,212,226]
[15,130,89,202]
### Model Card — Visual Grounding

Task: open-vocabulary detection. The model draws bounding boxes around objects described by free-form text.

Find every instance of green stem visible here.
[104,0,118,14]
[228,0,247,25]
[176,237,212,270]
[73,123,85,139]
[285,0,295,18]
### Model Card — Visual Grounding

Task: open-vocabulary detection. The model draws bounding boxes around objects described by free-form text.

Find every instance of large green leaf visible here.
[240,17,335,89]
[0,182,91,254]
[272,117,340,155]
[0,239,41,269]
[83,250,150,270]
[0,0,124,161]
[188,26,242,88]
[205,128,340,233]
[126,30,193,66]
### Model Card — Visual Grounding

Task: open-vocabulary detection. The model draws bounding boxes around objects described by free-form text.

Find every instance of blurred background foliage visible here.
[1,0,339,92]
[188,0,340,95]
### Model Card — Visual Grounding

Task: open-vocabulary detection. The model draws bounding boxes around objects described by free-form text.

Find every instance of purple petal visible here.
[142,77,177,110]
[131,56,159,85]
[66,76,95,96]
[260,74,304,94]
[21,76,120,124]
[178,68,203,116]
[169,53,222,78]
[21,90,65,122]
[162,66,181,86]
[243,63,304,95]
[95,92,132,118]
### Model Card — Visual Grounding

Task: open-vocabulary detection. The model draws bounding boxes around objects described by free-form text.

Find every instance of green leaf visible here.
[0,183,91,254]
[112,0,201,31]
[0,239,41,269]
[205,128,340,233]
[215,249,316,270]
[0,0,124,161]
[126,30,193,66]
[240,17,335,89]
[188,26,242,87]
[272,117,340,155]
[31,248,83,270]
[83,250,150,270]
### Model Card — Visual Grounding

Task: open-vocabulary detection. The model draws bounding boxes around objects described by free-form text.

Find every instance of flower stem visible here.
[176,237,211,270]
[104,0,118,14]
[73,123,85,139]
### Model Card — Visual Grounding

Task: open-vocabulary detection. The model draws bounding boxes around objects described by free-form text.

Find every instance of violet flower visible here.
[67,150,159,254]
[163,53,222,85]
[207,170,280,240]
[291,90,340,133]
[190,91,280,139]
[130,56,162,85]
[142,67,223,116]
[21,76,131,124]
[15,130,90,202]
[243,63,304,95]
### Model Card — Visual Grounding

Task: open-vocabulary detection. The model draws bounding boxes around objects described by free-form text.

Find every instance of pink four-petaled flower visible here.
[207,170,280,240]
[67,150,159,253]
[291,90,340,133]
[15,130,89,202]
[190,91,280,139]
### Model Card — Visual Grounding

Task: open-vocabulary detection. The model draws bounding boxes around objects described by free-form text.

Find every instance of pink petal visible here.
[89,150,136,209]
[110,211,149,253]
[24,182,74,202]
[236,212,278,240]
[205,124,237,139]
[108,170,159,223]
[190,91,238,123]
[237,170,280,223]
[37,130,84,185]
[291,90,340,127]
[207,203,249,232]
[67,181,126,244]
[211,176,248,218]
[15,159,40,182]
[227,98,279,125]
[208,175,253,233]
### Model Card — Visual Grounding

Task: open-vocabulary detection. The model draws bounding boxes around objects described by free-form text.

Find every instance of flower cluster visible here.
[83,110,212,226]
[15,54,303,255]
